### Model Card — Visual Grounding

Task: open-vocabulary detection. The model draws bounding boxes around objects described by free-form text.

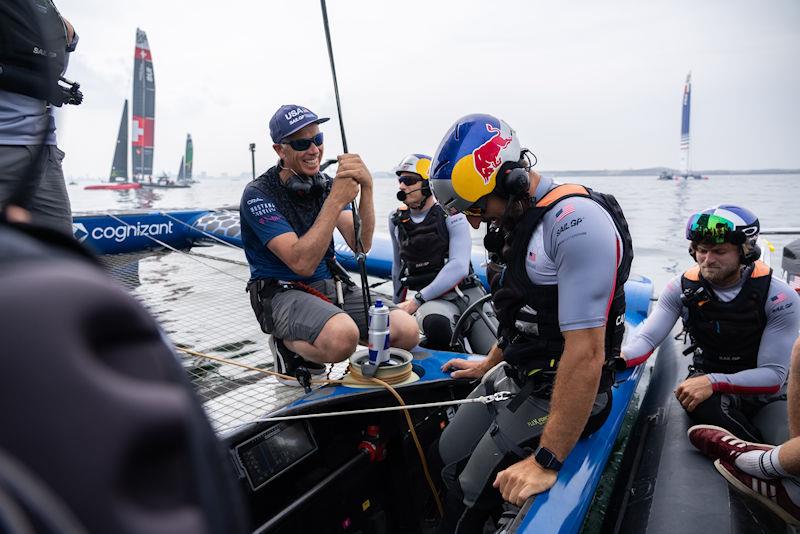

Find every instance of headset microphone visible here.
[396,187,424,201]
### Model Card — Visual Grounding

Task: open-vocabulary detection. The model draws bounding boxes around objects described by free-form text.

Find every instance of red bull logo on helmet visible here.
[473,124,513,185]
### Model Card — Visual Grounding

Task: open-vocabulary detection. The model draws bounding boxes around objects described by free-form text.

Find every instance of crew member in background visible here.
[389,153,496,354]
[622,205,800,444]
[0,0,81,234]
[240,105,418,387]
[430,113,633,532]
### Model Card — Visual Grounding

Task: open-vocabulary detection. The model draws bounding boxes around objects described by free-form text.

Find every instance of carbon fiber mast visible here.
[132,28,155,183]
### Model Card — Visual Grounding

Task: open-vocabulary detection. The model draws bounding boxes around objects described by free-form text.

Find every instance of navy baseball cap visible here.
[269,105,330,143]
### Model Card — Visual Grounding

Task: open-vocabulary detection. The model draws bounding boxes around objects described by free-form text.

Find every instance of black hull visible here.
[607,335,789,533]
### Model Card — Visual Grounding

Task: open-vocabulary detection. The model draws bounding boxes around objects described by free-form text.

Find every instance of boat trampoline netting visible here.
[98,244,353,434]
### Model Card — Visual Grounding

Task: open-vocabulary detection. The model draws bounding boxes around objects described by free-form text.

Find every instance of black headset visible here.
[493,161,530,199]
[493,149,537,200]
[278,161,327,198]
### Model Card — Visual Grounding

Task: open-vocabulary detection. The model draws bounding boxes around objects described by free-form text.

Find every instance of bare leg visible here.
[389,309,420,350]
[790,338,800,439]
[778,437,800,476]
[285,313,359,364]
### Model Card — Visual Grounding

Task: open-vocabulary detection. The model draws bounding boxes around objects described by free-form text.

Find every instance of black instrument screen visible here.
[235,421,317,491]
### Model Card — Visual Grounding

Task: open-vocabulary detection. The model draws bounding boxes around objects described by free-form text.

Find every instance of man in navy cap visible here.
[241,104,419,386]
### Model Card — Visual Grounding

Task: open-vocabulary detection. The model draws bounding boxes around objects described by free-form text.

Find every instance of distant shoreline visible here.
[373,168,800,178]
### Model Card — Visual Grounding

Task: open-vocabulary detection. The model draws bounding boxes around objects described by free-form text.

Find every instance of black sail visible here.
[184,134,193,180]
[109,99,128,182]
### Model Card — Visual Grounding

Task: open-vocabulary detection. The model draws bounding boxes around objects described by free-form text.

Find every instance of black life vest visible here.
[495,184,634,392]
[393,202,450,290]
[247,166,335,262]
[0,0,69,105]
[680,261,772,374]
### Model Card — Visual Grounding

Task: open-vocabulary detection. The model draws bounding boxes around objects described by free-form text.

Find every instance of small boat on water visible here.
[141,134,194,188]
[658,73,708,181]
[84,182,141,191]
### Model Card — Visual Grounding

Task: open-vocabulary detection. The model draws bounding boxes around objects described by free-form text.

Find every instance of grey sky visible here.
[55,0,800,178]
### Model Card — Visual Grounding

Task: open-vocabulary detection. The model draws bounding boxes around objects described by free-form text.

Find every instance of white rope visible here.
[104,213,248,283]
[248,391,513,423]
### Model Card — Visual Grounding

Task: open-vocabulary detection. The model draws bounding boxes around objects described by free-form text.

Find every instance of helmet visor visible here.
[686,213,736,244]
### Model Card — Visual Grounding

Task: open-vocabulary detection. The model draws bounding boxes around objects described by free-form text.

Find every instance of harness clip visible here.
[482,391,512,404]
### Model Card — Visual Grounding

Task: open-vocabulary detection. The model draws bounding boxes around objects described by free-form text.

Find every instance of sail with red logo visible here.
[131,28,155,182]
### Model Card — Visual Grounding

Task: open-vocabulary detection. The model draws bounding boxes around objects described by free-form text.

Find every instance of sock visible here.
[735,446,788,479]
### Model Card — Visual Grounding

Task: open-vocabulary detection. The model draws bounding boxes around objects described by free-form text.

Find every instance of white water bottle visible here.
[367,299,391,371]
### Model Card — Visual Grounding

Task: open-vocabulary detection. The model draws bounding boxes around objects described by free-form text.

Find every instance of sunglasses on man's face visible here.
[463,206,486,218]
[282,132,324,151]
[398,175,422,186]
[462,196,489,218]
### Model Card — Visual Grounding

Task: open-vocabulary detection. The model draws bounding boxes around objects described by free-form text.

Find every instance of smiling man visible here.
[622,205,800,445]
[240,105,418,387]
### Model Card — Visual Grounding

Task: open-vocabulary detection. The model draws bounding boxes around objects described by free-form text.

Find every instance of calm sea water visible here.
[69,173,800,294]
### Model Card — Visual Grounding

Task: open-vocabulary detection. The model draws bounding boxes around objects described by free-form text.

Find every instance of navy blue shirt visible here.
[240,176,349,282]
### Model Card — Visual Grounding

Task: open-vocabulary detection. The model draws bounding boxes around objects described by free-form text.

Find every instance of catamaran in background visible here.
[86,29,196,191]
[144,133,194,188]
[84,28,156,190]
[658,72,708,180]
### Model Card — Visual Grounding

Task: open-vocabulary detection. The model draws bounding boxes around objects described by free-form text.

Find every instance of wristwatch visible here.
[533,445,563,471]
[414,292,426,305]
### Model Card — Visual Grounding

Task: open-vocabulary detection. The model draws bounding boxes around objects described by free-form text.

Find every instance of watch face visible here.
[535,447,561,471]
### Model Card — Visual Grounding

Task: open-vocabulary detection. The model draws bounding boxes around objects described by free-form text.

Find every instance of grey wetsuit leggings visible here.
[436,363,611,533]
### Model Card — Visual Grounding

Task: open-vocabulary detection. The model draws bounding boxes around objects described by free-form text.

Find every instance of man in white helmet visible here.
[389,153,497,354]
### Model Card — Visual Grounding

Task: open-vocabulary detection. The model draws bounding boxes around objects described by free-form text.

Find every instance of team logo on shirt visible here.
[249,201,277,217]
[556,217,583,237]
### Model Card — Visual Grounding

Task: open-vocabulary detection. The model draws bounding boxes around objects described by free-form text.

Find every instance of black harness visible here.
[493,185,634,395]
[393,203,450,288]
[680,262,771,374]
[392,203,477,296]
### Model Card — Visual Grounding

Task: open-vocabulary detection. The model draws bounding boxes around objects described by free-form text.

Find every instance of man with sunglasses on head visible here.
[428,114,633,532]
[240,105,418,387]
[389,154,497,354]
[621,205,799,445]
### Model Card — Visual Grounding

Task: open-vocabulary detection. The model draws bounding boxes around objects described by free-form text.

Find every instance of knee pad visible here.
[422,314,453,349]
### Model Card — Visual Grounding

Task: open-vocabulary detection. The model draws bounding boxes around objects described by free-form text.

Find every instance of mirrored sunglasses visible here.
[686,213,736,243]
